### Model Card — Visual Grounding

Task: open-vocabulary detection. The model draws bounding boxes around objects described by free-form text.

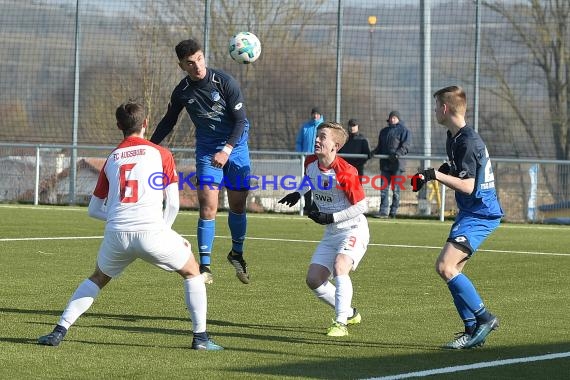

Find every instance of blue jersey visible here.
[446,126,503,219]
[150,68,249,150]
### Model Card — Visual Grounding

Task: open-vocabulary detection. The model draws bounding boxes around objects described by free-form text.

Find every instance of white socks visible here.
[334,274,353,325]
[56,276,208,335]
[58,278,100,329]
[312,275,353,325]
[184,276,207,333]
[312,281,336,308]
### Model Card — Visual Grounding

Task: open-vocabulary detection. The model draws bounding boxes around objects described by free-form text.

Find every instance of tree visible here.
[141,0,330,151]
[482,0,570,200]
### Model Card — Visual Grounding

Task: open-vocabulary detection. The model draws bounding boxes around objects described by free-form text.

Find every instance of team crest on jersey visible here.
[211,91,221,101]
[316,175,333,190]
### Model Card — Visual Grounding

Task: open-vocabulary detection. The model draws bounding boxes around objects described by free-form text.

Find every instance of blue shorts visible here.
[447,212,501,256]
[195,143,251,191]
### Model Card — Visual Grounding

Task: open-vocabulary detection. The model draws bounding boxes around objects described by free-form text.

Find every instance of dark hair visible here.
[115,99,147,136]
[175,39,203,60]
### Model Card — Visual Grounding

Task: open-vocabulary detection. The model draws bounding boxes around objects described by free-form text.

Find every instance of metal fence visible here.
[2,142,569,223]
[1,0,569,162]
[2,0,569,222]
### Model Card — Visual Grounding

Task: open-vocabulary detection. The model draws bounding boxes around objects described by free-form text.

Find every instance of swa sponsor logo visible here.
[314,193,333,202]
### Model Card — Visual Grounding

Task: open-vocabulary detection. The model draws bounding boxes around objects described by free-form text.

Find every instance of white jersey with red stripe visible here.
[304,155,367,230]
[93,136,179,232]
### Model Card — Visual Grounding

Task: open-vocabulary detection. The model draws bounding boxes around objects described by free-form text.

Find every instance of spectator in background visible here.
[371,110,411,218]
[296,107,324,212]
[338,119,371,177]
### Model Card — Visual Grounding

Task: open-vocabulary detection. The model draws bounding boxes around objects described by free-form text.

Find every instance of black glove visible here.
[438,162,451,175]
[410,168,436,192]
[278,192,301,207]
[308,210,334,225]
[388,153,399,162]
[307,200,319,213]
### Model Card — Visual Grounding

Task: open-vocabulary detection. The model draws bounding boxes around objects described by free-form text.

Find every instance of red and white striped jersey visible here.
[93,136,178,232]
[304,155,366,228]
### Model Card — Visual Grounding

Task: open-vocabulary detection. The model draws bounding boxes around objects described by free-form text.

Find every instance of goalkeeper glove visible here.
[410,168,436,192]
[308,210,334,225]
[278,192,301,207]
[438,162,451,175]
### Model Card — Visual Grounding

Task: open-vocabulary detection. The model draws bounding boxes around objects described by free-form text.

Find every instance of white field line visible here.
[0,236,103,242]
[362,351,570,380]
[2,204,570,231]
[1,206,567,378]
[0,234,568,257]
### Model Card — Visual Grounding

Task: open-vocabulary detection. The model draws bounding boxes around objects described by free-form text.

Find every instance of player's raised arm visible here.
[150,96,185,145]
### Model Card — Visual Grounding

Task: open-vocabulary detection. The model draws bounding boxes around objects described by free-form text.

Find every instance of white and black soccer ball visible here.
[229,32,261,64]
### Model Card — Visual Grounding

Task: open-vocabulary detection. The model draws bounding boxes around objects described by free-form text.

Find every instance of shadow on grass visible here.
[3,307,435,351]
[3,307,570,378]
[231,342,570,379]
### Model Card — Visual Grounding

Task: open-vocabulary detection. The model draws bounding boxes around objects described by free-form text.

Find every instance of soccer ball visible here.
[229,32,261,64]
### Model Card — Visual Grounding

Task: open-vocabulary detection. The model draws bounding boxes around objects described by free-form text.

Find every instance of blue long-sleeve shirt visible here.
[150,68,249,150]
[295,116,324,153]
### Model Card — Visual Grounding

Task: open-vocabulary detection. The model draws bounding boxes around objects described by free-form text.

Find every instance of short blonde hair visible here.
[433,86,467,115]
[317,121,348,148]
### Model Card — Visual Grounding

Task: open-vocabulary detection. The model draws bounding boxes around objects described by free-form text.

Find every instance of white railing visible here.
[1,142,569,223]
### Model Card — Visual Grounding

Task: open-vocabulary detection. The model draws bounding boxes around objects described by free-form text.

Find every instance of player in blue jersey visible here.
[410,86,503,349]
[150,39,250,285]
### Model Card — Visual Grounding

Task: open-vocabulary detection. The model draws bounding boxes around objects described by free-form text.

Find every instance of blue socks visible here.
[228,211,247,254]
[451,293,477,333]
[197,218,215,266]
[447,273,491,327]
[197,212,246,265]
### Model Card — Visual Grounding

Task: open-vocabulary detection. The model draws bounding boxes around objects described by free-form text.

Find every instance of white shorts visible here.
[97,229,192,278]
[311,222,369,273]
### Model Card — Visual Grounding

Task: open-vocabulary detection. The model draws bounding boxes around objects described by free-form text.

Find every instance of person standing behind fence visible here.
[150,38,250,285]
[37,99,222,350]
[371,110,411,218]
[338,119,371,178]
[295,107,324,212]
[410,85,503,349]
